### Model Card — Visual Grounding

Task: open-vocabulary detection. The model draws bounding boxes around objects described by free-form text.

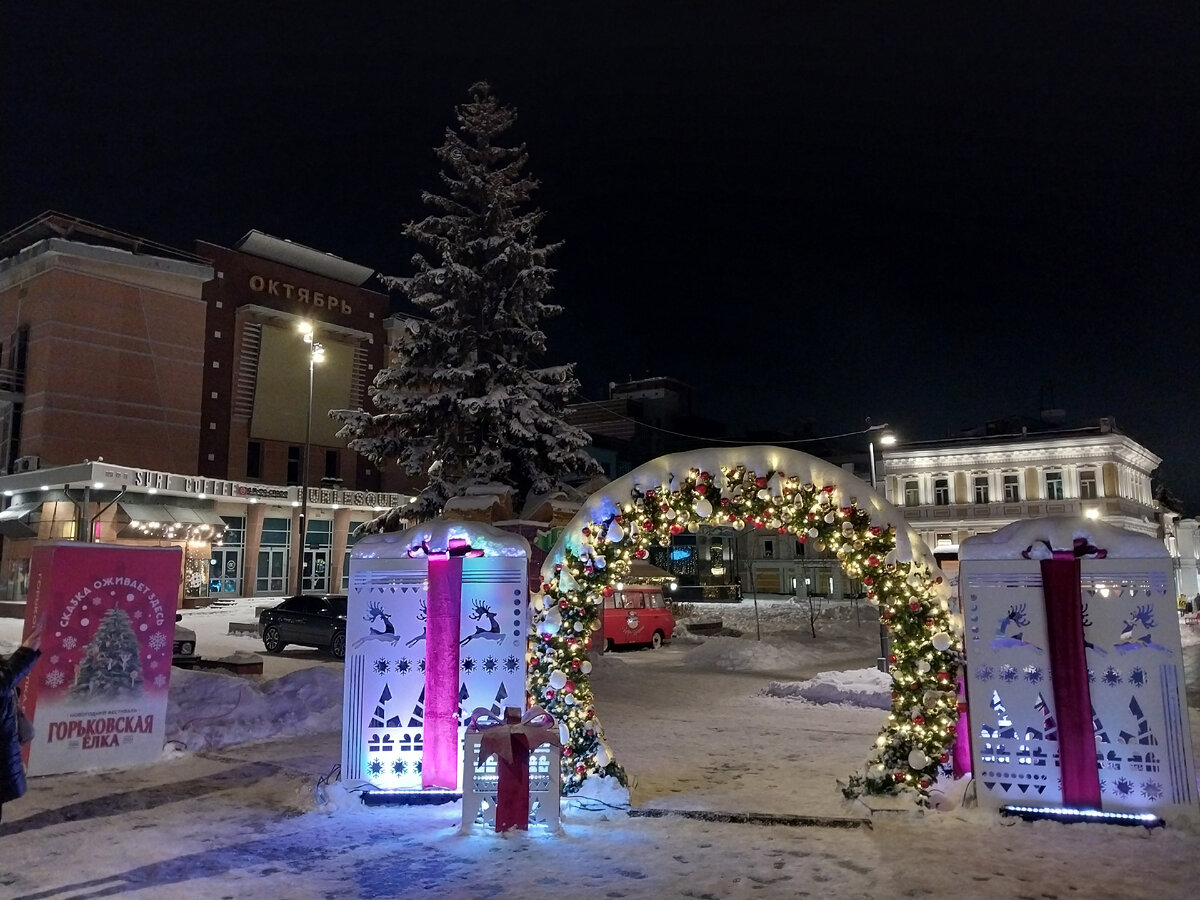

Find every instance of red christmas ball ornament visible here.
[700,471,710,480]
[602,585,614,597]
[562,746,572,757]
[646,489,656,498]
[777,526,788,534]
[869,526,881,536]
[807,512,817,522]
[567,637,577,647]
[913,714,925,726]
[554,564,563,572]
[727,513,738,523]
[946,723,957,735]
[939,751,950,763]
[564,680,576,693]
[669,523,684,535]
[559,598,570,610]
[660,503,670,513]
[798,533,808,543]
[888,654,897,664]
[866,589,874,599]
[696,483,708,494]
[529,656,539,667]
[956,701,968,713]
[545,689,556,700]
[586,708,595,719]
[909,600,921,612]
[863,576,874,586]
[641,520,654,531]
[840,506,852,516]
[576,763,587,775]
[634,547,648,559]
[936,670,950,682]
[893,771,905,782]
[571,659,581,670]
[541,583,552,593]
[867,555,880,567]
[581,527,591,537]
[935,576,943,584]
[919,777,932,790]
[755,476,767,488]
[881,607,892,619]
[822,484,835,494]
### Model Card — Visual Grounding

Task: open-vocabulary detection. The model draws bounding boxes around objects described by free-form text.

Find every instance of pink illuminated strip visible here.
[423,555,464,790]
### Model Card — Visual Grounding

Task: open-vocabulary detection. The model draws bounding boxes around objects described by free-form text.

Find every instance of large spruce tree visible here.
[333,82,600,524]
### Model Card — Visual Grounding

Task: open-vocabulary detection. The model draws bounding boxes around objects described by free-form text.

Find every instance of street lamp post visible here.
[867,422,897,672]
[294,322,325,595]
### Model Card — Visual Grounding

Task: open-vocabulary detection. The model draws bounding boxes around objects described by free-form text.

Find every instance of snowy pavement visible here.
[1,600,1199,899]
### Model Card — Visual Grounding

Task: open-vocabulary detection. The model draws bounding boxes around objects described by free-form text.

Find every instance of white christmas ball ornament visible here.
[542,608,562,635]
[573,621,584,632]
[548,670,568,690]
[931,631,953,652]
[559,723,570,745]
[757,488,771,501]
[693,497,713,518]
[581,660,593,674]
[908,749,929,770]
[594,743,611,767]
[606,522,625,543]
[917,659,931,674]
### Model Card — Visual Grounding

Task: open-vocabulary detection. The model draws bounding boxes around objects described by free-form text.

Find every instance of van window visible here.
[621,591,645,609]
[646,591,666,609]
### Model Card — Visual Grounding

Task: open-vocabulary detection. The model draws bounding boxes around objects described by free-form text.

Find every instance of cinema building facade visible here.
[0,212,417,614]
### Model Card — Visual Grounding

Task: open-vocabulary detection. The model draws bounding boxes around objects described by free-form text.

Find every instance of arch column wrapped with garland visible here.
[529,446,962,799]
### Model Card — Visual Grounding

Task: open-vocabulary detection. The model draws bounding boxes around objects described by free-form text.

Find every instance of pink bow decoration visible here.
[1021,537,1108,561]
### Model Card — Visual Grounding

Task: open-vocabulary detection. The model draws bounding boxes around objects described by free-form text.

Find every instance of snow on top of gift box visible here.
[351,516,531,560]
[959,516,1167,561]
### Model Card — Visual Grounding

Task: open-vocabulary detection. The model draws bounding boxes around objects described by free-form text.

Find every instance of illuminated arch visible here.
[529,446,960,798]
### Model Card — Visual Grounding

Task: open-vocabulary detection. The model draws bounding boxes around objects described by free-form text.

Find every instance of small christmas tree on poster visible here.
[71,607,144,699]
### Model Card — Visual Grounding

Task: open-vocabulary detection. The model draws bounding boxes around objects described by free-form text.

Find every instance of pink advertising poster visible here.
[21,542,183,776]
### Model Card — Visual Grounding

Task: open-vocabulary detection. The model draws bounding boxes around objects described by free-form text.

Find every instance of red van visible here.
[601,584,675,651]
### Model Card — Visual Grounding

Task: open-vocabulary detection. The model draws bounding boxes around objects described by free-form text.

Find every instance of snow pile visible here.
[766,666,893,709]
[679,634,809,671]
[166,666,343,753]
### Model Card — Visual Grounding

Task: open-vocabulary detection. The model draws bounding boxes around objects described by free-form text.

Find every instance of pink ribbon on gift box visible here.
[466,706,560,832]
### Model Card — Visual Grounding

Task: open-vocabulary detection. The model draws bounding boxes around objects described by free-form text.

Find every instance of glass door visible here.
[302,549,328,593]
[256,548,287,595]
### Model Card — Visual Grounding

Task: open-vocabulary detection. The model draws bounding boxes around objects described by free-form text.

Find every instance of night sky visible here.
[4,4,1199,510]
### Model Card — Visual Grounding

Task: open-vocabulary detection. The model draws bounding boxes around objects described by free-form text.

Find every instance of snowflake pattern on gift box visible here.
[1102,666,1122,687]
[148,632,167,651]
[45,669,65,688]
[396,658,412,675]
[1087,667,1096,684]
[503,655,520,673]
[1022,664,1043,684]
[373,658,390,675]
[418,659,426,674]
[999,664,1018,683]
[392,759,407,775]
[153,673,167,688]
[482,656,499,673]
[369,759,384,776]
[975,664,994,681]
[1142,780,1164,801]
[61,636,77,650]
[1128,666,1147,688]
[1112,777,1136,797]
[462,657,478,673]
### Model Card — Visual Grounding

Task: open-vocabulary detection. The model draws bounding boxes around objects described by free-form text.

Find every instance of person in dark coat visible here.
[2,615,43,823]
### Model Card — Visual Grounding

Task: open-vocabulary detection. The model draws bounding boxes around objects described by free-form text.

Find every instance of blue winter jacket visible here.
[1,646,40,804]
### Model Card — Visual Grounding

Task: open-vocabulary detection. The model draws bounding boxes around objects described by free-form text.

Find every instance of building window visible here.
[246,442,262,479]
[325,449,340,480]
[1045,470,1064,500]
[973,476,989,504]
[1079,470,1098,499]
[935,532,953,547]
[763,539,774,559]
[904,480,919,506]
[287,446,301,485]
[1003,473,1020,502]
[933,478,950,506]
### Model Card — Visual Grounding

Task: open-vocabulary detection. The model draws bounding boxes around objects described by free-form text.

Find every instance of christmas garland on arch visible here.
[527,465,963,797]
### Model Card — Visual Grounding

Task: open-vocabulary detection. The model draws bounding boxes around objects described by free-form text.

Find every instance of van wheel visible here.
[650,631,664,649]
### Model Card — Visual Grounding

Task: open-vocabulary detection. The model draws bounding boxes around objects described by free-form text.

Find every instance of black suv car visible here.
[258,594,349,659]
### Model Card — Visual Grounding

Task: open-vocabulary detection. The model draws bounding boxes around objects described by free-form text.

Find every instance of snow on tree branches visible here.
[332,82,600,526]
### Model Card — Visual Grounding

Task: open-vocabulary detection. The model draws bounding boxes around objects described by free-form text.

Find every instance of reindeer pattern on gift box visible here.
[460,600,504,647]
[990,603,1044,653]
[1114,603,1172,654]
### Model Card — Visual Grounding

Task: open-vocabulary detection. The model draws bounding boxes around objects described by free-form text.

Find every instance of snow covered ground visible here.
[1,597,1199,899]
